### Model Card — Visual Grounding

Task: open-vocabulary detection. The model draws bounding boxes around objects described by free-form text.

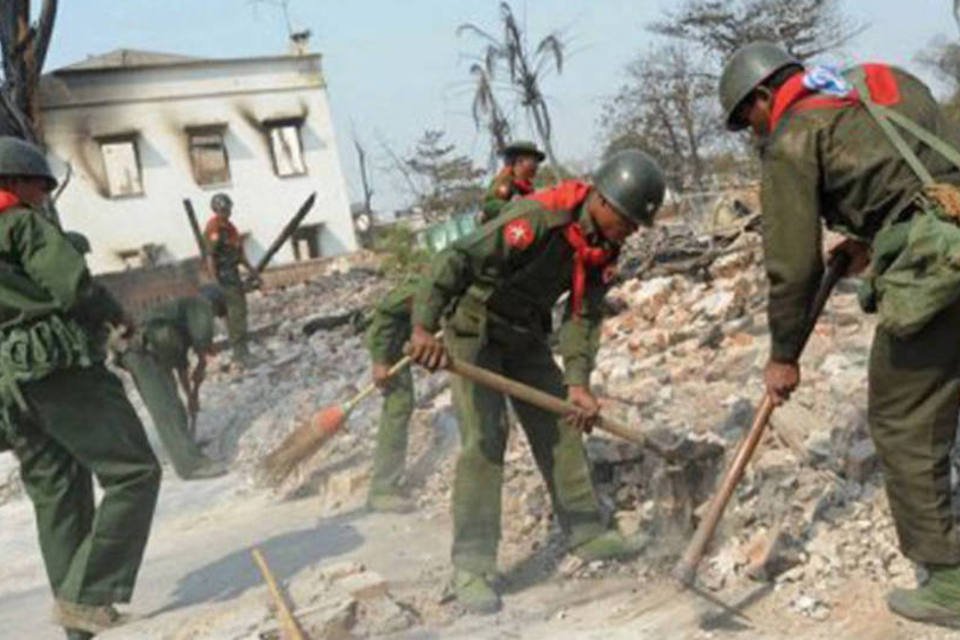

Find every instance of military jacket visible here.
[365,278,419,365]
[204,215,243,287]
[413,197,612,386]
[759,65,960,361]
[141,296,215,370]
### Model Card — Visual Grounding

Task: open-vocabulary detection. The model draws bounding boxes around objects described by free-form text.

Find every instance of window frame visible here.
[96,132,145,199]
[264,117,308,178]
[186,124,231,187]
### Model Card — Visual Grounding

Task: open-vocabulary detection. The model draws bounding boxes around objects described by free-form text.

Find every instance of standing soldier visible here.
[0,137,161,637]
[479,140,545,224]
[719,42,960,627]
[364,276,421,513]
[407,149,665,614]
[118,285,231,481]
[204,193,259,365]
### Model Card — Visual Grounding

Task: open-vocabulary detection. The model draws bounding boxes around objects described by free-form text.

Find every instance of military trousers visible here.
[121,350,212,479]
[222,284,249,359]
[446,325,604,574]
[8,364,161,605]
[869,296,960,565]
[369,366,414,498]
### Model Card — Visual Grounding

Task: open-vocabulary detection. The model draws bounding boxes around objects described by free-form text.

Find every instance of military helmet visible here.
[0,136,57,188]
[210,192,233,214]
[593,149,666,227]
[198,283,228,317]
[719,41,801,131]
[64,231,91,255]
[501,140,546,162]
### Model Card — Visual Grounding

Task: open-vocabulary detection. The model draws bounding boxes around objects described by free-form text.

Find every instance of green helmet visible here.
[719,41,801,131]
[593,149,665,227]
[501,140,546,162]
[64,231,91,255]
[0,136,57,187]
[198,283,227,317]
[210,192,233,214]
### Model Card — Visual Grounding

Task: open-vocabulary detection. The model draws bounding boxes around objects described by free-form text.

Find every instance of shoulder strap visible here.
[849,69,960,185]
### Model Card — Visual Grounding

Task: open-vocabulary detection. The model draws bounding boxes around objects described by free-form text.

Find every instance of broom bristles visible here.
[260,404,346,485]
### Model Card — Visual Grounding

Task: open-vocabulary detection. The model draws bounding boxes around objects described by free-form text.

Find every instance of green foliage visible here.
[372,223,430,281]
[404,129,485,222]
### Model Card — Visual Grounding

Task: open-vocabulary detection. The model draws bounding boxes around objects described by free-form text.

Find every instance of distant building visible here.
[39,48,357,274]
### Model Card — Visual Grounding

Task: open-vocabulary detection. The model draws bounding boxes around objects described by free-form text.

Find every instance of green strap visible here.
[850,73,935,186]
[878,105,960,172]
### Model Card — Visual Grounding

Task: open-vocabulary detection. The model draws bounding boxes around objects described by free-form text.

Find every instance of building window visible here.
[265,119,307,177]
[187,126,230,186]
[98,134,143,198]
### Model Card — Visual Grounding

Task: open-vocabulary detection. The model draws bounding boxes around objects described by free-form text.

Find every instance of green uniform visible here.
[760,65,960,565]
[0,202,160,607]
[365,278,420,499]
[120,297,216,479]
[204,215,249,360]
[413,197,609,574]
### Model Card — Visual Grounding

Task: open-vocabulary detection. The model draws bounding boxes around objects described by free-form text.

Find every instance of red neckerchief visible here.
[0,190,20,213]
[512,178,534,195]
[768,64,901,132]
[527,180,617,317]
[204,214,241,248]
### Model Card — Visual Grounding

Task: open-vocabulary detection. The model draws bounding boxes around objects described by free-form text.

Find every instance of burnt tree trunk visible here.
[0,0,57,143]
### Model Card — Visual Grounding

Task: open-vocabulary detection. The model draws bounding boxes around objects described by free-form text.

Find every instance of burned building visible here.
[38,48,357,274]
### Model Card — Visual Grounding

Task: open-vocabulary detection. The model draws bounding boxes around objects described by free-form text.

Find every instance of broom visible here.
[260,353,416,485]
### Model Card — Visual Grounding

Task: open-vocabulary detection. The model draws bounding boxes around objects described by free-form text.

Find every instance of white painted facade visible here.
[38,49,357,274]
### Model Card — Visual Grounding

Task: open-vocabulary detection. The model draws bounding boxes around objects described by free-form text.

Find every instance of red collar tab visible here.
[563,221,616,318]
[768,63,900,132]
[525,179,591,212]
[0,190,21,213]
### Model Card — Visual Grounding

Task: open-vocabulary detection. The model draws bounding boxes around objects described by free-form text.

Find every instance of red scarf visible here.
[0,190,20,213]
[527,180,617,317]
[496,166,534,197]
[769,63,901,132]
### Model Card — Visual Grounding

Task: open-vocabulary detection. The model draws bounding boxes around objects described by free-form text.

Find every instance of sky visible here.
[42,0,959,211]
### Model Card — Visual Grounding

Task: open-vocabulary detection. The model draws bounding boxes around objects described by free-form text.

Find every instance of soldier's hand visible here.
[764,360,800,406]
[829,238,871,276]
[567,385,600,433]
[406,325,448,371]
[372,362,393,391]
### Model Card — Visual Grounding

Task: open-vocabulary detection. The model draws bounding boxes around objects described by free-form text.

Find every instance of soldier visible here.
[479,140,545,224]
[63,234,228,482]
[0,137,161,637]
[117,285,231,481]
[203,192,259,364]
[719,42,960,627]
[364,276,421,513]
[407,149,665,614]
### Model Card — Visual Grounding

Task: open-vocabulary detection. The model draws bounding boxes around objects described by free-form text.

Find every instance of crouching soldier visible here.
[407,149,665,614]
[117,285,231,481]
[0,137,161,637]
[719,41,960,627]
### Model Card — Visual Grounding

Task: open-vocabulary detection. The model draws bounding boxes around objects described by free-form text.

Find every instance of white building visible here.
[38,48,357,274]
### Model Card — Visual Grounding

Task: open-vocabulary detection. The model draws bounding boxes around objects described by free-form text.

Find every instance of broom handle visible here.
[673,251,850,586]
[343,331,444,415]
[442,355,672,459]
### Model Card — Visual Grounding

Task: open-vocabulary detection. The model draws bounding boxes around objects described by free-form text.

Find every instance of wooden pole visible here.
[672,252,850,586]
[251,547,306,640]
